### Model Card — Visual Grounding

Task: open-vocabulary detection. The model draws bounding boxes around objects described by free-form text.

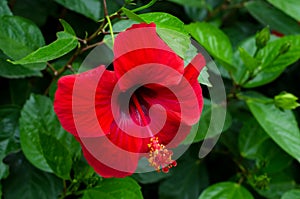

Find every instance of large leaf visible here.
[0,51,41,78]
[54,0,101,21]
[82,178,143,199]
[132,171,172,184]
[245,35,300,87]
[19,94,78,179]
[0,16,45,70]
[12,20,78,65]
[246,93,300,162]
[281,189,300,199]
[0,106,20,179]
[185,22,234,71]
[267,0,300,21]
[198,182,254,199]
[159,157,209,199]
[245,0,300,35]
[2,152,62,199]
[0,0,12,17]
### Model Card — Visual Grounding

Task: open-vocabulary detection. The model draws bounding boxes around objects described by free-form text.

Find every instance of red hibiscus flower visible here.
[54,23,205,178]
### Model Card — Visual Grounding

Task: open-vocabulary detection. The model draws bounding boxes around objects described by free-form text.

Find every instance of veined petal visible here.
[54,66,117,137]
[113,23,184,90]
[80,136,138,178]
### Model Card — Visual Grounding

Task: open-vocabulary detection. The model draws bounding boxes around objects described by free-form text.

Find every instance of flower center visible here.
[147,137,177,173]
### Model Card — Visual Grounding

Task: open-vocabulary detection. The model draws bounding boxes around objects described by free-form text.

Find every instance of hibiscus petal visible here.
[80,136,138,178]
[113,23,184,90]
[54,66,117,137]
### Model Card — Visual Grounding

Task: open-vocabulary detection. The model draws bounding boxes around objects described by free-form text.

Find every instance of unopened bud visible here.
[253,174,270,190]
[256,27,270,49]
[274,92,300,110]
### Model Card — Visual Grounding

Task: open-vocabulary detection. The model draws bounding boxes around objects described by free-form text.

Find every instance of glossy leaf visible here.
[0,16,45,70]
[82,178,143,199]
[255,170,296,199]
[122,8,145,23]
[246,94,300,162]
[2,152,62,199]
[239,47,260,72]
[281,189,300,199]
[20,94,78,179]
[0,51,41,78]
[238,117,269,159]
[0,106,20,179]
[185,22,234,71]
[12,20,78,65]
[0,0,12,17]
[198,182,254,199]
[267,0,300,21]
[245,0,300,35]
[244,35,300,87]
[54,0,102,21]
[159,158,208,199]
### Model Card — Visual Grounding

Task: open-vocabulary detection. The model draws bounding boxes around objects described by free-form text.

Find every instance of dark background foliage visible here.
[0,0,300,198]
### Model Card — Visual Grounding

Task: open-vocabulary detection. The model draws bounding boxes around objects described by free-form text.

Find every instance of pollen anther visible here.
[147,137,177,173]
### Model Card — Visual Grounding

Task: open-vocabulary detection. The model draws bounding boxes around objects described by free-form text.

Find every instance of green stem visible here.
[106,15,114,45]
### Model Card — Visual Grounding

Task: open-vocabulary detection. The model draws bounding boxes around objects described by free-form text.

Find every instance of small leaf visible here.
[122,8,145,23]
[198,182,254,199]
[11,20,78,65]
[239,47,260,71]
[82,178,143,199]
[245,0,300,35]
[185,22,234,71]
[267,0,300,21]
[0,0,12,17]
[246,93,300,162]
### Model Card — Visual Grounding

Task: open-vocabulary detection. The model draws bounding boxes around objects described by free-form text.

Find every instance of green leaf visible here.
[159,158,208,199]
[198,182,254,199]
[0,0,12,17]
[182,99,231,144]
[0,105,20,179]
[54,0,102,21]
[139,12,186,33]
[245,0,300,35]
[39,133,72,179]
[82,178,143,199]
[185,22,234,71]
[132,171,172,184]
[156,27,190,59]
[122,8,145,23]
[281,189,300,199]
[11,20,78,65]
[0,51,41,78]
[255,170,296,199]
[244,35,300,87]
[238,117,269,159]
[2,152,63,199]
[20,94,78,179]
[0,16,46,70]
[239,47,260,71]
[246,93,300,162]
[267,0,300,21]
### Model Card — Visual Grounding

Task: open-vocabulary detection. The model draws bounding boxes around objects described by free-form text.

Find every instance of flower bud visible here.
[274,92,300,110]
[253,174,270,190]
[255,27,270,49]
